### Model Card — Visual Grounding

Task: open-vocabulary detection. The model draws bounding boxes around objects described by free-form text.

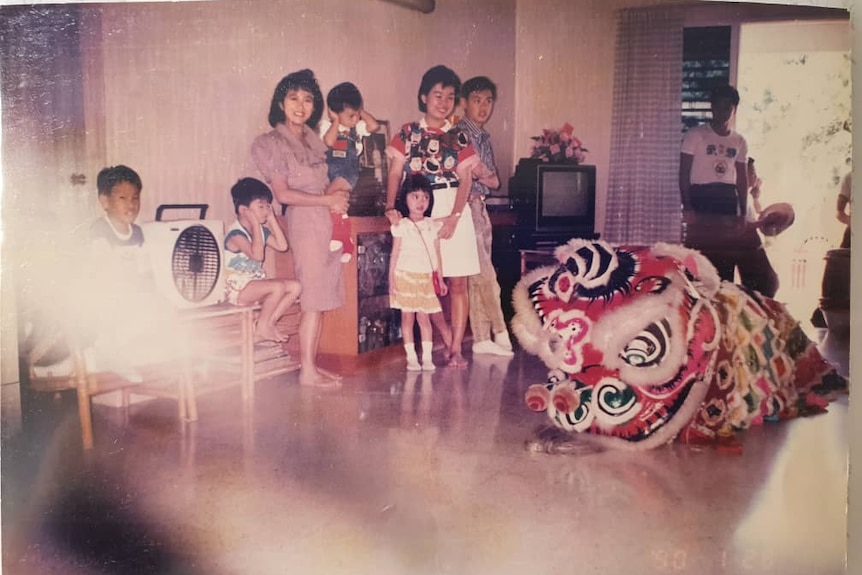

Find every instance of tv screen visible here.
[540,170,591,218]
[536,164,596,233]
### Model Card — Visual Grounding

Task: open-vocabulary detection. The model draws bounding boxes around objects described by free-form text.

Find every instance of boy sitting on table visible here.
[224,177,301,343]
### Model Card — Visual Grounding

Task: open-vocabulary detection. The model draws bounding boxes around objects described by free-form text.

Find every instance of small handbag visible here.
[431,270,444,296]
[410,219,444,296]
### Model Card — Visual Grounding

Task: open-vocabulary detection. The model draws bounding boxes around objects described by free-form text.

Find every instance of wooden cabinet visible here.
[320,217,405,372]
[274,216,404,373]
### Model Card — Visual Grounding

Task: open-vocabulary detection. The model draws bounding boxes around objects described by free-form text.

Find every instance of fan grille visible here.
[171,224,221,303]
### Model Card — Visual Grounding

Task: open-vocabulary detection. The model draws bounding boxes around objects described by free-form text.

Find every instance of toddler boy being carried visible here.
[319,82,380,263]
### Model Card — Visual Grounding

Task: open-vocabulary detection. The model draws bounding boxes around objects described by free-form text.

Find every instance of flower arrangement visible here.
[530,122,588,164]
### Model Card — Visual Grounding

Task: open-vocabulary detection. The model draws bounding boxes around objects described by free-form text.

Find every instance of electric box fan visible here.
[141,204,225,309]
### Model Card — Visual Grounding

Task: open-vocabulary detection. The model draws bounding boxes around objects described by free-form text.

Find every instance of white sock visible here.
[405,344,421,370]
[421,341,434,362]
[404,344,419,363]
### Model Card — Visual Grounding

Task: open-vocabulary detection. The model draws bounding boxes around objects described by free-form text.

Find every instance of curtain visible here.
[603,7,684,245]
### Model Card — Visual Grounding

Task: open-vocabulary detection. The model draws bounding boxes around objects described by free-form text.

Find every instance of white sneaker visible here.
[494,331,514,351]
[340,253,352,264]
[472,339,514,357]
[421,359,436,372]
[329,239,343,252]
[406,357,422,371]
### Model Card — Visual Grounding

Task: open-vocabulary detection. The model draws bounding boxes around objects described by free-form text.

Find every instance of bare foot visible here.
[316,366,343,381]
[255,322,287,343]
[299,369,341,388]
[447,352,468,369]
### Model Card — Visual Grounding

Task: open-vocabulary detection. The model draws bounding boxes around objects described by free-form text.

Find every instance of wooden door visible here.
[1,5,102,391]
[1,5,97,225]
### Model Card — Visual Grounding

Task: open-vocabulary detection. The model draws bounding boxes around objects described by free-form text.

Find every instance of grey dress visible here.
[251,123,344,312]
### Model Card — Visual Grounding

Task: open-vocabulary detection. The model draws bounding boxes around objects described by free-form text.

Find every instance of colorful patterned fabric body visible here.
[512,239,846,451]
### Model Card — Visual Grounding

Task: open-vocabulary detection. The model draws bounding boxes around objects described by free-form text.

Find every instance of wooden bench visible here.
[24,301,301,450]
[176,302,301,403]
[25,329,195,450]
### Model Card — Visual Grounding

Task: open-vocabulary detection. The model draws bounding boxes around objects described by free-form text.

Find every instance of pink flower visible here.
[529,123,589,163]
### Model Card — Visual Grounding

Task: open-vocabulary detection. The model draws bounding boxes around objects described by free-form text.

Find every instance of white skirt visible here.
[432,186,480,278]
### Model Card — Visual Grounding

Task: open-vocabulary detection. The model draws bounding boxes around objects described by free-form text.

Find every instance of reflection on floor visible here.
[2,331,850,575]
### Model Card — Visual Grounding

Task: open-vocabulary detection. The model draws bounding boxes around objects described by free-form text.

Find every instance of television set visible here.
[509,160,598,247]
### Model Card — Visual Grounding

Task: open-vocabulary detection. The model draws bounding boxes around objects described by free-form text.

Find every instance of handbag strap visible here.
[409,218,437,272]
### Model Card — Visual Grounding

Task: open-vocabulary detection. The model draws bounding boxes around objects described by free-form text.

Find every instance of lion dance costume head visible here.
[512,240,846,452]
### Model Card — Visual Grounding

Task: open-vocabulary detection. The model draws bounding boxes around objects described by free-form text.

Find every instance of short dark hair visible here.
[417,65,461,113]
[97,165,142,197]
[327,82,363,113]
[710,84,740,107]
[267,69,325,130]
[231,177,273,214]
[394,174,434,217]
[461,76,497,100]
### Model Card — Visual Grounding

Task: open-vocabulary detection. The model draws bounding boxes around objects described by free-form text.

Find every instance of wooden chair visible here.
[24,323,196,450]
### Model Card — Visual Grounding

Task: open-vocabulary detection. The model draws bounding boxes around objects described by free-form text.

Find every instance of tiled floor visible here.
[2,330,850,575]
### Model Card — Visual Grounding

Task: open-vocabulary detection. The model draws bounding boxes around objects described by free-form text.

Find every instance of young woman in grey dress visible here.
[251,69,349,387]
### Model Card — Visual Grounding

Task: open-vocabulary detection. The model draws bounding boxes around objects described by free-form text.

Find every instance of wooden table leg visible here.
[183,371,198,421]
[77,380,94,450]
[242,307,254,402]
[178,377,187,421]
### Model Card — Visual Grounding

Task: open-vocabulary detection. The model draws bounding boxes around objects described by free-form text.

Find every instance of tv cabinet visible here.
[515,230,600,249]
[508,158,598,248]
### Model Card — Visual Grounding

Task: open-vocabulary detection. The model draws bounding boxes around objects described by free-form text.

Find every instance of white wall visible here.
[90,0,684,228]
[91,0,516,224]
[513,0,678,235]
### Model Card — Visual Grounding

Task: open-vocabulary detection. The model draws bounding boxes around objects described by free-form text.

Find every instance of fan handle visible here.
[155,204,209,221]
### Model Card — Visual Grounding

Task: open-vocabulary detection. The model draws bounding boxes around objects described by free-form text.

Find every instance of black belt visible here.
[430,180,459,190]
[689,183,740,216]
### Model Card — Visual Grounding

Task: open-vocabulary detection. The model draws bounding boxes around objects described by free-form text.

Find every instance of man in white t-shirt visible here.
[679,84,749,283]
